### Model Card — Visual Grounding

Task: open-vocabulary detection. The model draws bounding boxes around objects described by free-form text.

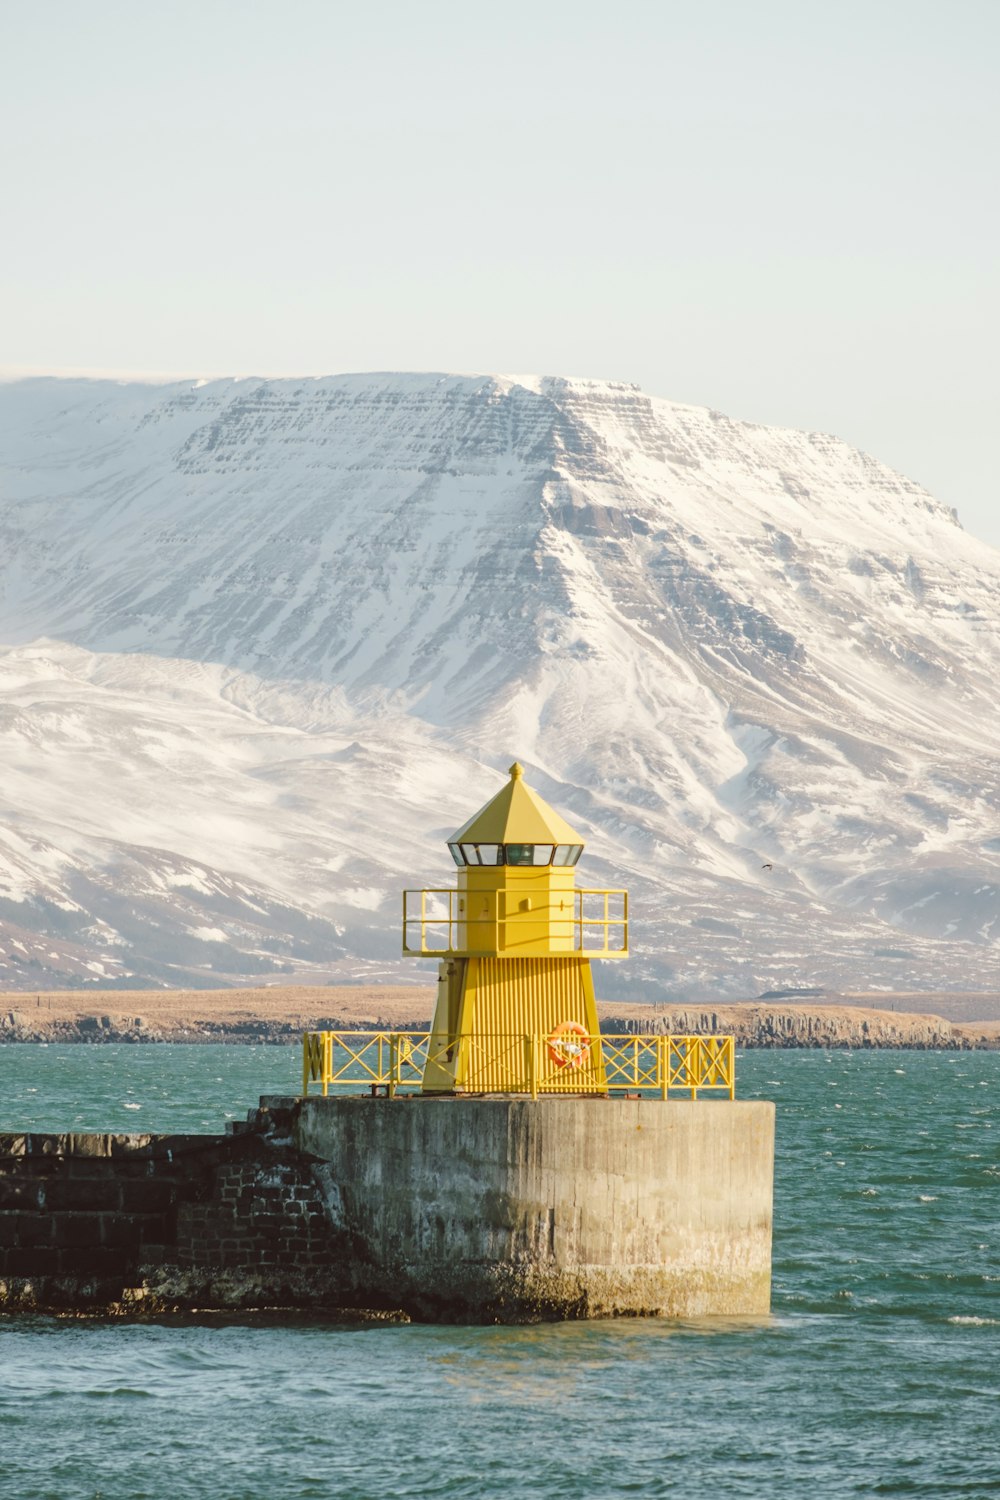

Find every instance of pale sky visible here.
[2,0,998,546]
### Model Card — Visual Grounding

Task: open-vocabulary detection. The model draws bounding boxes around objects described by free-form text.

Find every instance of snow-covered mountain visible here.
[0,372,997,996]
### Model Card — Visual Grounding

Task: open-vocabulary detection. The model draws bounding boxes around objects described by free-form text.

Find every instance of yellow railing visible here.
[302,1031,734,1100]
[401,888,628,958]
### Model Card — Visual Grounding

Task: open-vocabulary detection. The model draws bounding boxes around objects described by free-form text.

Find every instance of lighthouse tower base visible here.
[291,1095,774,1322]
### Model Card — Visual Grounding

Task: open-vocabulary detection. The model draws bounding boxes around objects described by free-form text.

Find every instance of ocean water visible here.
[1,1046,998,1499]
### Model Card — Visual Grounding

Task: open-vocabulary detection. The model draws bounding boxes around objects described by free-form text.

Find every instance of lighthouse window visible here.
[460,843,502,865]
[504,844,555,866]
[453,843,579,866]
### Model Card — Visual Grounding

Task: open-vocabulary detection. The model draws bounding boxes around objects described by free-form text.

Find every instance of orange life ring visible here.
[547,1020,591,1070]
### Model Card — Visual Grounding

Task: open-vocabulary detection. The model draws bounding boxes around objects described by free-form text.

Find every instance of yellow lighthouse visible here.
[402,762,628,1093]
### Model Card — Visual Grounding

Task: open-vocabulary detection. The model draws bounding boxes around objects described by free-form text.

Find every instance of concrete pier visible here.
[294,1095,775,1321]
[0,1095,774,1321]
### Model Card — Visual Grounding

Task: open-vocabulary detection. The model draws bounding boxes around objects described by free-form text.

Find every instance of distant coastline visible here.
[0,987,997,1049]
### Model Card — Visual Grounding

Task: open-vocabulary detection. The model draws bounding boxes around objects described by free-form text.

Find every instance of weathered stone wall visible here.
[0,1109,346,1314]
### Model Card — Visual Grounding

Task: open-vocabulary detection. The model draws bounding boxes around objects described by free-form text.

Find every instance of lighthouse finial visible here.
[509,761,524,780]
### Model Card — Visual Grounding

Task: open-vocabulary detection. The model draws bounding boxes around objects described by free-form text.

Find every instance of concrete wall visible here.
[0,1096,774,1322]
[294,1096,774,1321]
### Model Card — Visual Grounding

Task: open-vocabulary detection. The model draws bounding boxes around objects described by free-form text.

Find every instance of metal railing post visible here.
[526,1034,538,1100]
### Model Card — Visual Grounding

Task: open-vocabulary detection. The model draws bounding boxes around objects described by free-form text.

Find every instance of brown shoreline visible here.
[1,986,998,1048]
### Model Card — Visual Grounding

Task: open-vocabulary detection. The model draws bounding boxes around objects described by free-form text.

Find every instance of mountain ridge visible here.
[0,373,996,996]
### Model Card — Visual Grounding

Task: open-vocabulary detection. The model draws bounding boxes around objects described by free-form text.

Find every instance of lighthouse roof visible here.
[449,763,585,845]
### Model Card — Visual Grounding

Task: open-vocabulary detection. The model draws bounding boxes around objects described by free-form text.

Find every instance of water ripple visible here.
[0,1047,998,1497]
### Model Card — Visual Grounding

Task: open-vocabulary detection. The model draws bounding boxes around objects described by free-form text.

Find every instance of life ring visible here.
[547,1020,591,1070]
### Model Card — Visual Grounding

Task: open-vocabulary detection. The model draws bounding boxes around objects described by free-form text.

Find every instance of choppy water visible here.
[1,1046,998,1499]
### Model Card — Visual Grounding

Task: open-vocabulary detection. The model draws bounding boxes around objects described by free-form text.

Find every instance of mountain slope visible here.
[0,373,996,995]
